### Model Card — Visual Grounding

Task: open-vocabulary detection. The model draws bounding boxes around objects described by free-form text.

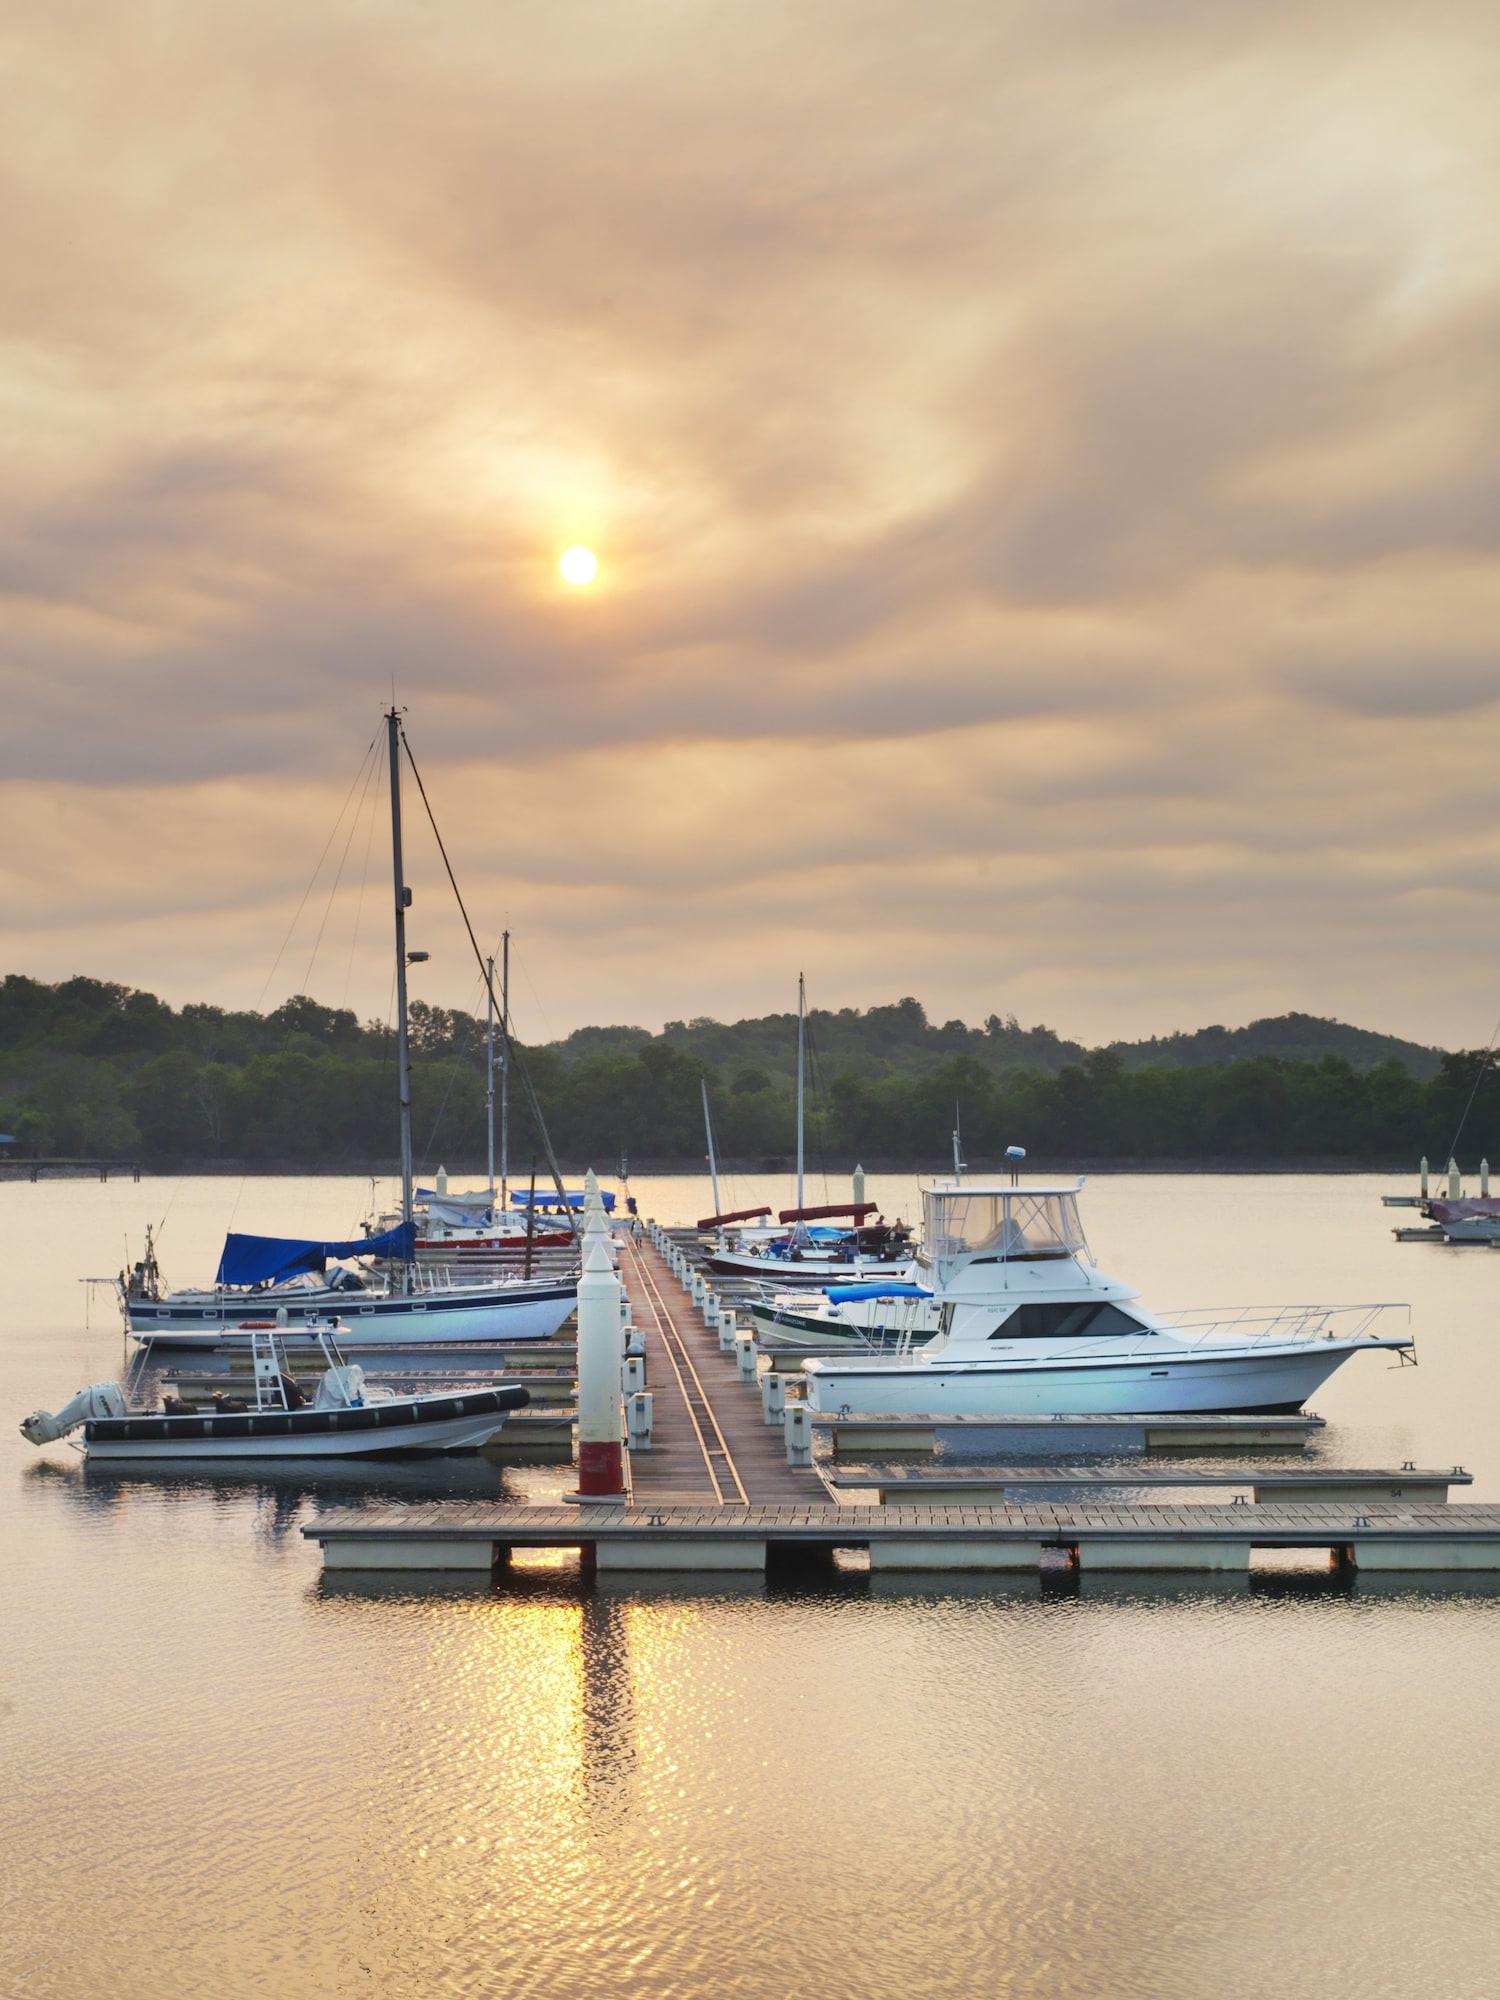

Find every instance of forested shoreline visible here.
[0,974,1490,1171]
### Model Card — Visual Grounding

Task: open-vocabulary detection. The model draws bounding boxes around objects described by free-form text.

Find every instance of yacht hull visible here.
[803,1340,1401,1417]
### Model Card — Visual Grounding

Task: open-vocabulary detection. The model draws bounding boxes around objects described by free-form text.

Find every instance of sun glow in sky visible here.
[2,0,1499,1046]
[559,546,598,587]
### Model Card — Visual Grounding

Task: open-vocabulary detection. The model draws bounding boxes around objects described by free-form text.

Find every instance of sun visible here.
[559,545,598,587]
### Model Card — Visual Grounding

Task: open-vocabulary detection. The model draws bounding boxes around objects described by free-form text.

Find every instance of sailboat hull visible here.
[127,1283,577,1347]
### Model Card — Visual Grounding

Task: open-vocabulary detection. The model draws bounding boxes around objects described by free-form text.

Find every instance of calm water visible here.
[3,1172,1499,1999]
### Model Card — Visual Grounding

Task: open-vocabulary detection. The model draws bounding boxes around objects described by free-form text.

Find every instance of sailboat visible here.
[386,938,576,1260]
[703,975,913,1285]
[122,710,580,1349]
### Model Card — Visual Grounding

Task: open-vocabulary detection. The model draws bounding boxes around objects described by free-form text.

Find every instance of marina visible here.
[279,1199,1499,1581]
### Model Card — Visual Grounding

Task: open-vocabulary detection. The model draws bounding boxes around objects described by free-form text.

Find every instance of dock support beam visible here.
[322,1539,497,1571]
[869,1540,1044,1572]
[1077,1538,1249,1572]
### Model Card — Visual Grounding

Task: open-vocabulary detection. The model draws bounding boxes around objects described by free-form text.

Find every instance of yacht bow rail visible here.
[1153,1302,1410,1347]
[891,1300,1411,1362]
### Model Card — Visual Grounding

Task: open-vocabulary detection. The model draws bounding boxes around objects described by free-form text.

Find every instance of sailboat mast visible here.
[499,929,510,1209]
[485,954,496,1199]
[386,707,415,1253]
[795,971,806,1213]
[702,1077,721,1216]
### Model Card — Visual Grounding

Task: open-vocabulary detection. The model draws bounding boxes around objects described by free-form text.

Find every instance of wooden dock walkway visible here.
[618,1232,812,1506]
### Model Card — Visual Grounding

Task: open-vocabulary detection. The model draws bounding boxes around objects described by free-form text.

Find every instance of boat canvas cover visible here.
[824,1282,932,1303]
[511,1190,615,1212]
[216,1222,416,1287]
[778,1203,879,1224]
[1426,1199,1500,1224]
[422,1197,500,1225]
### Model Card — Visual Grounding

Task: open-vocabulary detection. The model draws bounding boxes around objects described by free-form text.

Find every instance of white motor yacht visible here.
[803,1179,1413,1417]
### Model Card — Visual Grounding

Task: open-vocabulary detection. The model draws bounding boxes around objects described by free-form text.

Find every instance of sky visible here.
[2,0,1498,1050]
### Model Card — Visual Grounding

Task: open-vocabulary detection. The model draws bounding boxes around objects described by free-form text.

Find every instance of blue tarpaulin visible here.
[511,1189,614,1212]
[216,1221,416,1287]
[824,1282,931,1303]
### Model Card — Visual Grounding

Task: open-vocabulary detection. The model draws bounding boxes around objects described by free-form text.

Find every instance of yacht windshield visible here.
[925,1191,1088,1268]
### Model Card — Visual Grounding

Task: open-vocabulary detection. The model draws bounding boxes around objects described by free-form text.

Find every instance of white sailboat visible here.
[804,1178,1413,1416]
[704,975,913,1285]
[123,710,579,1349]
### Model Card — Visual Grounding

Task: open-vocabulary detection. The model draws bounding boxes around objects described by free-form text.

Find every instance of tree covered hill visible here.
[0,972,1474,1169]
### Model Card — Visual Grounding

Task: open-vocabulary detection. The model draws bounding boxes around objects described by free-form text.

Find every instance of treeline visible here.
[0,974,1486,1168]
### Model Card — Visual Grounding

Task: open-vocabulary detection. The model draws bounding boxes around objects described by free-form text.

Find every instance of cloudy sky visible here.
[2,0,1497,1047]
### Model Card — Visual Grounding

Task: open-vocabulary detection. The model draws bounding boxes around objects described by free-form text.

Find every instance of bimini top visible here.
[921,1180,1090,1277]
[217,1221,416,1288]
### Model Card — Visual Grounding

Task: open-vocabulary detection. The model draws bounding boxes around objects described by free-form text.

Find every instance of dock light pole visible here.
[574,1168,626,1501]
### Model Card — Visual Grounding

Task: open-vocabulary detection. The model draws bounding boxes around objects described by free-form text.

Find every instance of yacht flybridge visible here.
[803,1178,1413,1417]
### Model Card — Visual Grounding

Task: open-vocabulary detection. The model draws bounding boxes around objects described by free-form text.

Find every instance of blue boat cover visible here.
[216,1221,416,1287]
[510,1189,614,1212]
[824,1282,932,1303]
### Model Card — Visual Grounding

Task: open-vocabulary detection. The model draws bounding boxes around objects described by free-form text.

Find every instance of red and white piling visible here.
[573,1169,627,1501]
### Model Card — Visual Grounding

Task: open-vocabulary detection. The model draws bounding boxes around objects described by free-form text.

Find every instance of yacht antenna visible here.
[499,929,510,1210]
[485,954,496,1200]
[792,964,804,1200]
[702,1077,722,1216]
[386,705,415,1286]
[952,1105,966,1181]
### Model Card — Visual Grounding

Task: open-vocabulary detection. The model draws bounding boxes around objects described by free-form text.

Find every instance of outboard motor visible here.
[20,1382,129,1446]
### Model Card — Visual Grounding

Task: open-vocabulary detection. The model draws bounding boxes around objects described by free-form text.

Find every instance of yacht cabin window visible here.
[989,1302,1145,1340]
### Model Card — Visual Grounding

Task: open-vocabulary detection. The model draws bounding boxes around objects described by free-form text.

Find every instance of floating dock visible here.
[814,1463,1472,1506]
[303,1498,1500,1574]
[803,1411,1326,1455]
